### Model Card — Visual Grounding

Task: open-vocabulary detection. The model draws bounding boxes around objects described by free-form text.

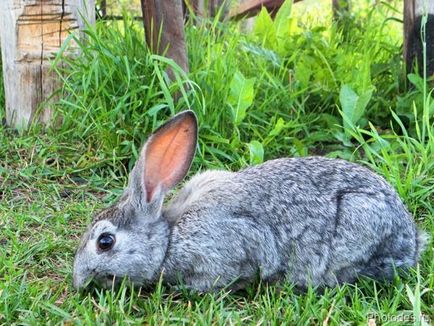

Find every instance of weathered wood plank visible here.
[404,0,434,78]
[0,0,95,129]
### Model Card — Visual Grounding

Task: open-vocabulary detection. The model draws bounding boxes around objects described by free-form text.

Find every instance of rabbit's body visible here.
[162,157,423,291]
[73,111,426,292]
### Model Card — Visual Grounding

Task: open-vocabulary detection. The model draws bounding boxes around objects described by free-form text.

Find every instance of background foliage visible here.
[0,0,433,324]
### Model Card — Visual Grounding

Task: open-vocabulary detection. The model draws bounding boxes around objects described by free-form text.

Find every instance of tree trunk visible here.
[404,0,434,78]
[141,0,189,77]
[0,0,95,130]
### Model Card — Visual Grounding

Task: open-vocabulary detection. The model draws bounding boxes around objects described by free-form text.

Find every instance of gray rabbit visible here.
[73,111,427,292]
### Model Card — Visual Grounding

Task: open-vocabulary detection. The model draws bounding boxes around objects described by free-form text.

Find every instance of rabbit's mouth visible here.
[95,274,121,288]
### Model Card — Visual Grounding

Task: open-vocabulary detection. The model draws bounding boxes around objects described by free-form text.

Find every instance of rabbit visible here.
[73,110,427,292]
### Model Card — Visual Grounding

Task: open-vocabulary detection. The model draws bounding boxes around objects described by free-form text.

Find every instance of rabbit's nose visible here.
[73,273,84,289]
[73,267,89,289]
[73,269,95,290]
[72,256,95,290]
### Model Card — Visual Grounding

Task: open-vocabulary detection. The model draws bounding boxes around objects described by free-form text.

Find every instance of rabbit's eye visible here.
[97,233,115,251]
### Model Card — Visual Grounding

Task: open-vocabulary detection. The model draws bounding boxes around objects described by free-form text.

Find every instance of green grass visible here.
[1,0,433,324]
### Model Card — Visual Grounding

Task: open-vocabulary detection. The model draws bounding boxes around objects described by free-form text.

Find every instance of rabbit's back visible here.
[162,157,424,290]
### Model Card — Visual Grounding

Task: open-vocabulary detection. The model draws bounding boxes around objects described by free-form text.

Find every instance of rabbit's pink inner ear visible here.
[144,112,197,203]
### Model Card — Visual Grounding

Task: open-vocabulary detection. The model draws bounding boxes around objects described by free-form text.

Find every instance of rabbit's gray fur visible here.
[73,111,427,292]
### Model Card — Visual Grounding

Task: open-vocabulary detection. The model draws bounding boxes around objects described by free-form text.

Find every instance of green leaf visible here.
[253,7,276,47]
[339,84,373,136]
[228,70,256,125]
[295,57,314,88]
[247,140,264,165]
[292,138,307,156]
[268,118,286,137]
[275,0,293,38]
[407,73,424,92]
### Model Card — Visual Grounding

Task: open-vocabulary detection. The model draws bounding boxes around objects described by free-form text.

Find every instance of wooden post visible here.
[141,0,189,76]
[404,0,434,78]
[0,0,95,129]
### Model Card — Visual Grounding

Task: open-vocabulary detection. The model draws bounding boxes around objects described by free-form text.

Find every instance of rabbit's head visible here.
[73,111,198,290]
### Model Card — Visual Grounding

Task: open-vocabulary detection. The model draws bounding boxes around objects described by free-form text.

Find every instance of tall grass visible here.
[54,1,414,171]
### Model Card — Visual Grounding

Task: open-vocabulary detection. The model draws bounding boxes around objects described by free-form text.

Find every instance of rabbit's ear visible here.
[142,111,198,203]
